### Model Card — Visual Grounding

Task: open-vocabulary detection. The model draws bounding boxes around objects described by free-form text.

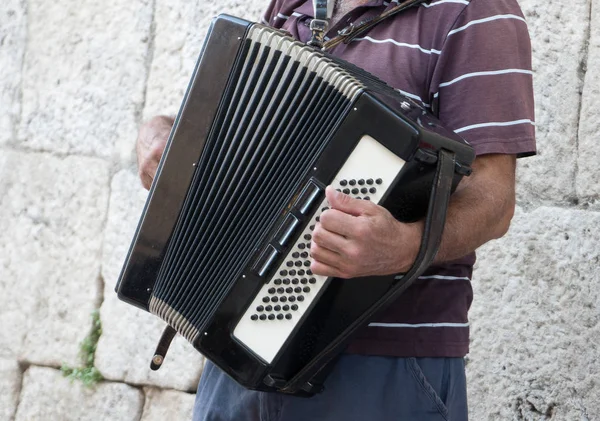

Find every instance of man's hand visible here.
[136,115,174,190]
[310,186,422,278]
[309,154,517,279]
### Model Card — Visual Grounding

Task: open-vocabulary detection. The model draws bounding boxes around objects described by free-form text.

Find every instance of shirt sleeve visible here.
[429,0,536,157]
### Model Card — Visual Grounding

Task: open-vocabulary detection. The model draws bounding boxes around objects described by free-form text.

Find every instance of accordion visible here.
[116,15,475,396]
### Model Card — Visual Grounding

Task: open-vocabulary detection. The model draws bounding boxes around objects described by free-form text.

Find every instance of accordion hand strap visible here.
[150,325,177,371]
[281,149,457,394]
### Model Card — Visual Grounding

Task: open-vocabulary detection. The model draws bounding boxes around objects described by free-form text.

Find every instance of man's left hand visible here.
[310,186,422,279]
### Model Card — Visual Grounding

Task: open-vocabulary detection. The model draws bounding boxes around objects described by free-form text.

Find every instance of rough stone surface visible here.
[96,170,204,391]
[143,1,265,119]
[18,0,152,162]
[0,150,109,366]
[0,1,26,146]
[15,366,144,421]
[0,359,22,421]
[469,206,600,420]
[2,0,600,419]
[577,0,600,202]
[516,0,590,205]
[141,387,196,421]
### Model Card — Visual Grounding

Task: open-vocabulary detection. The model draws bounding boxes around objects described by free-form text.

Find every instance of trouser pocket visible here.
[407,357,450,420]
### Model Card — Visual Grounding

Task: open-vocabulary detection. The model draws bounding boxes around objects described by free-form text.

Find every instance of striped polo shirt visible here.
[262,0,536,357]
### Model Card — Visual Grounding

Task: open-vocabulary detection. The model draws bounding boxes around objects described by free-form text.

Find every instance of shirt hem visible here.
[345,340,469,358]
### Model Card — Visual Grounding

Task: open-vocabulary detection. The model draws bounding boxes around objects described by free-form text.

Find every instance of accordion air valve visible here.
[116,15,475,396]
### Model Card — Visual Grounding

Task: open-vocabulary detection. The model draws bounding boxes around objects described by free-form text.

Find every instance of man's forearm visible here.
[432,153,517,264]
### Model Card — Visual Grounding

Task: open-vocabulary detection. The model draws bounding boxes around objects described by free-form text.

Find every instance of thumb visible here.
[325,185,373,217]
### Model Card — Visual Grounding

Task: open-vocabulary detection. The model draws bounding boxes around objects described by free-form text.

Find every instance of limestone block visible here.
[0,1,26,146]
[141,387,195,421]
[0,150,109,366]
[96,170,203,391]
[143,0,266,119]
[577,0,600,201]
[0,359,22,421]
[516,0,589,205]
[15,366,143,421]
[469,206,600,419]
[18,0,152,162]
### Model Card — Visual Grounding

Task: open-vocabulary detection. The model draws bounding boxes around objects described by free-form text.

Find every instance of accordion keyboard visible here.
[233,134,406,363]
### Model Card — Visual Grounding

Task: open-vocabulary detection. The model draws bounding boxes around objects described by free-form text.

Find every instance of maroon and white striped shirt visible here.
[263,0,536,357]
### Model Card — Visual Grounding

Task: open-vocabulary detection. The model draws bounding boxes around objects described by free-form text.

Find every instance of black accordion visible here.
[116,15,475,396]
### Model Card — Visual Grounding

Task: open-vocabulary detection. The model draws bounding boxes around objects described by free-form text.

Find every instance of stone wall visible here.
[0,0,598,420]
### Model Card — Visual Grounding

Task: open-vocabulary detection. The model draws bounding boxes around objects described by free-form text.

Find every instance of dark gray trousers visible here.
[193,354,468,421]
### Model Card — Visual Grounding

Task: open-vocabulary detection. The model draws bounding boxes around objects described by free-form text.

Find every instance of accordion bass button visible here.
[275,214,300,248]
[253,245,280,278]
[294,181,324,216]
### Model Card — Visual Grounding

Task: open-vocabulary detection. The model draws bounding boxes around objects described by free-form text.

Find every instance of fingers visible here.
[309,236,342,266]
[140,172,154,190]
[325,186,375,217]
[310,260,347,279]
[312,219,349,253]
[136,115,174,190]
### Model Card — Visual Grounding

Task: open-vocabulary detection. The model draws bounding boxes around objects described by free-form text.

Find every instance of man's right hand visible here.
[136,115,175,190]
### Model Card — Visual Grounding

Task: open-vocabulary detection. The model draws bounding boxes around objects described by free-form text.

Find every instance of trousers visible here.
[193,354,468,421]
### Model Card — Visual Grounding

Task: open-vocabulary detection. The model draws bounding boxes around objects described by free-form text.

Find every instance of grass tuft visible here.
[61,310,104,388]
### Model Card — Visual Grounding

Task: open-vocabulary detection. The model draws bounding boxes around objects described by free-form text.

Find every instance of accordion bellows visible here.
[150,26,364,345]
[116,15,474,396]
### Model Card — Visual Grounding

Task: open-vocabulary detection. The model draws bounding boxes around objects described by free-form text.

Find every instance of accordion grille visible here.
[149,26,364,343]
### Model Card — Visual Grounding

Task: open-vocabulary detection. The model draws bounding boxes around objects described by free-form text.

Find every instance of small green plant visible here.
[61,309,104,387]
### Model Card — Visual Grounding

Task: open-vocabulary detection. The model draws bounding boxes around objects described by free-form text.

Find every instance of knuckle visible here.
[319,209,333,225]
[149,141,165,159]
[354,222,369,238]
[346,245,362,261]
[311,225,323,243]
[339,193,352,206]
[309,241,320,256]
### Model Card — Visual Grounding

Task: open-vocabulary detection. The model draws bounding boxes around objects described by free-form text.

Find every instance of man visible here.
[137,0,536,419]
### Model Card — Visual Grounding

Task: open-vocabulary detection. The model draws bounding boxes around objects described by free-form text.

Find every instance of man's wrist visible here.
[394,219,424,273]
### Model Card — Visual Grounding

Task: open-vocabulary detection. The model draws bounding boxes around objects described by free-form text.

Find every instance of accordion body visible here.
[116,15,474,396]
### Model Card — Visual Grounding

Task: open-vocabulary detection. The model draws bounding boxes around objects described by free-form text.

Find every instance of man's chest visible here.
[276,1,441,106]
